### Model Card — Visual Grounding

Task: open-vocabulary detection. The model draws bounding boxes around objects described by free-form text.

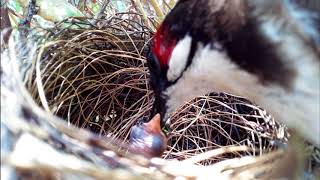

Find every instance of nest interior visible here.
[27,15,288,165]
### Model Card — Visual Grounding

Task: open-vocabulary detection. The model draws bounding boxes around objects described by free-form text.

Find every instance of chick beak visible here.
[129,114,167,157]
[144,114,162,133]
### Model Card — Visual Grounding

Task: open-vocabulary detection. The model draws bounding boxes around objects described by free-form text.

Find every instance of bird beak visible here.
[150,94,167,128]
[147,46,171,128]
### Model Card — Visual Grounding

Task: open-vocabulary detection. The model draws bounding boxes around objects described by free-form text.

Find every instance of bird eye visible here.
[147,49,161,75]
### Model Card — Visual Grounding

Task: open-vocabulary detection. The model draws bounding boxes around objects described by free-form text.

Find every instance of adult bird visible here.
[146,0,320,147]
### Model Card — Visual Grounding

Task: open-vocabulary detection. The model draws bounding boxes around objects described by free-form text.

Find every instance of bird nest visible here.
[7,13,320,180]
[25,14,288,164]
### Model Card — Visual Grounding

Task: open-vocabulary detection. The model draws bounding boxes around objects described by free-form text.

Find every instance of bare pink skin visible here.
[129,114,167,157]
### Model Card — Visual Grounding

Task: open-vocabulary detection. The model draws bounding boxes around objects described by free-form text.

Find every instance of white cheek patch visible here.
[164,45,235,116]
[167,35,192,81]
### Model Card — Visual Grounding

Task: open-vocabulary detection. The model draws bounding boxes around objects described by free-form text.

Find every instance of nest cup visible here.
[28,15,153,141]
[27,15,288,164]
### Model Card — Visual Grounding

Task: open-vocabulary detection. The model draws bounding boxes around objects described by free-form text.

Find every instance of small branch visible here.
[91,0,110,26]
[150,0,164,21]
[131,0,154,31]
[19,0,38,28]
[168,0,176,8]
[0,7,12,44]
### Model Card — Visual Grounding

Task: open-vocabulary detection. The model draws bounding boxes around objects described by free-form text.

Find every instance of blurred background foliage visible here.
[2,0,177,30]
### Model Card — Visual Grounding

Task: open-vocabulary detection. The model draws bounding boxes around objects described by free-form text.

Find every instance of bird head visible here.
[148,0,248,125]
[147,0,320,148]
[130,114,167,157]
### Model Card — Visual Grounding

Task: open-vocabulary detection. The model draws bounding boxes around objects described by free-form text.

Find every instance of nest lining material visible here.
[26,15,288,165]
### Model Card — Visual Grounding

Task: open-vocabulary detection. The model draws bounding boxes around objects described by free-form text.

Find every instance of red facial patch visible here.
[152,25,177,68]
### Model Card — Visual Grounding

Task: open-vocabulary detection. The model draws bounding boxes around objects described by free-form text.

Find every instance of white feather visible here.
[167,35,192,81]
